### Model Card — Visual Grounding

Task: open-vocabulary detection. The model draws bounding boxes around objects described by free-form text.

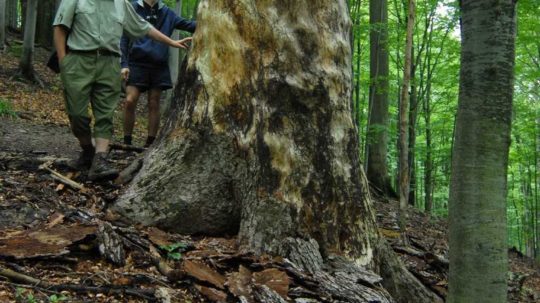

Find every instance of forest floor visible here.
[0,36,539,303]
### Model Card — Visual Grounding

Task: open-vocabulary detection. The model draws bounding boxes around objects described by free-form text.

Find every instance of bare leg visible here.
[123,86,142,138]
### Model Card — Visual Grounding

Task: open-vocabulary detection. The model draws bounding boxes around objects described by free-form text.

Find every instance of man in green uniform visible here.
[53,0,192,181]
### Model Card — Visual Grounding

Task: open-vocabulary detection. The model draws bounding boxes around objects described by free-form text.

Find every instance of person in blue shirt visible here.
[120,0,196,147]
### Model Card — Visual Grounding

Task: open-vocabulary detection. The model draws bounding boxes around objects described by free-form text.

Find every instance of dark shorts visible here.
[127,64,172,92]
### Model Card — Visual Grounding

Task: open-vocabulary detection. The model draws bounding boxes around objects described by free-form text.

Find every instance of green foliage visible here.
[160,242,188,260]
[15,288,36,303]
[0,98,17,117]
[48,294,68,303]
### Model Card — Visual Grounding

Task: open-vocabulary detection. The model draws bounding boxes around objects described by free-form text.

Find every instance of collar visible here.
[136,0,164,9]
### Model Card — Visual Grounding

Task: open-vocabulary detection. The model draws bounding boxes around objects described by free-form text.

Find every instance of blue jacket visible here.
[120,0,196,68]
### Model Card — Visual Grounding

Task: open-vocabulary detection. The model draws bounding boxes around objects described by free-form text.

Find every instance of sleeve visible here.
[120,35,131,68]
[122,0,153,39]
[52,0,77,29]
[174,15,196,33]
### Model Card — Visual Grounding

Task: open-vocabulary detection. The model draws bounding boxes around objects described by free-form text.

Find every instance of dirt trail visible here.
[0,118,78,158]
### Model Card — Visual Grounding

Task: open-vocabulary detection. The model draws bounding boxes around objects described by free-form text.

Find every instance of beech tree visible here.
[366,0,394,196]
[17,0,38,83]
[114,0,440,301]
[448,0,517,302]
[0,0,6,50]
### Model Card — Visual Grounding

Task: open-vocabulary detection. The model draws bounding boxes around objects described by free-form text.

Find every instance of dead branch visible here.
[39,161,84,190]
[0,267,156,301]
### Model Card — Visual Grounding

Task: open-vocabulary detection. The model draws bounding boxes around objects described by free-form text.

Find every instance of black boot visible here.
[68,144,95,170]
[88,152,119,181]
[124,135,132,145]
[144,136,155,148]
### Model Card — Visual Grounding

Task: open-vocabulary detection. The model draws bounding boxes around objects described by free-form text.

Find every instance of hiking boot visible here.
[68,146,95,170]
[88,152,119,181]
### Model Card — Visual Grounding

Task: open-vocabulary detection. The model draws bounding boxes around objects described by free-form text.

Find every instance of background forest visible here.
[0,0,538,262]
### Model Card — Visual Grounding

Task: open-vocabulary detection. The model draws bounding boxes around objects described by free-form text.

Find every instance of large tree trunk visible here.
[448,0,516,302]
[114,1,441,302]
[366,0,395,197]
[18,0,37,82]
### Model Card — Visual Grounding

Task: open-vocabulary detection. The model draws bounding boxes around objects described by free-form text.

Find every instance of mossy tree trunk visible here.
[448,0,517,302]
[114,1,441,301]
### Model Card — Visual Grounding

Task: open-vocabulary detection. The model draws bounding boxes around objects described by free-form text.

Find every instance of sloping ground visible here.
[0,38,538,303]
[374,193,540,302]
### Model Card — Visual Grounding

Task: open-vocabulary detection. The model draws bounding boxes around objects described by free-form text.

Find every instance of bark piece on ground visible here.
[195,284,228,302]
[0,224,96,258]
[146,226,173,246]
[253,268,290,299]
[325,255,383,286]
[183,260,226,289]
[227,265,253,299]
[252,284,288,303]
[275,238,323,273]
[97,222,126,266]
[314,271,393,303]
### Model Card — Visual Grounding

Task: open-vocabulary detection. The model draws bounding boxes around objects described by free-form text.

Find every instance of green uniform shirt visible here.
[53,0,152,55]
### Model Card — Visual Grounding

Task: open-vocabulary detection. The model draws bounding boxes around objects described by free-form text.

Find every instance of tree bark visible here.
[0,0,6,50]
[113,1,440,302]
[5,0,16,31]
[448,0,517,302]
[18,0,37,81]
[366,0,395,197]
[398,0,415,232]
[169,0,183,88]
[35,0,55,49]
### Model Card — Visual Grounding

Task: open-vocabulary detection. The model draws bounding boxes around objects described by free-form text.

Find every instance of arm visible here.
[174,16,196,33]
[120,35,130,68]
[147,27,191,49]
[54,26,69,62]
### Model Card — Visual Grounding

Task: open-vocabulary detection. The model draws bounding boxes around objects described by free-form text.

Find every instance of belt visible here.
[70,49,120,57]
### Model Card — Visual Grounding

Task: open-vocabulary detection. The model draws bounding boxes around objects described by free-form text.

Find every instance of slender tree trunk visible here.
[366,0,395,197]
[113,1,441,301]
[398,0,414,233]
[18,0,37,82]
[423,82,433,213]
[448,1,517,302]
[35,0,55,49]
[5,0,17,31]
[0,0,6,50]
[169,0,183,88]
[408,48,418,207]
[536,115,540,262]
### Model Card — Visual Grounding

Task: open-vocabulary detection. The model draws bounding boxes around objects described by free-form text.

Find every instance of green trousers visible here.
[60,52,121,139]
